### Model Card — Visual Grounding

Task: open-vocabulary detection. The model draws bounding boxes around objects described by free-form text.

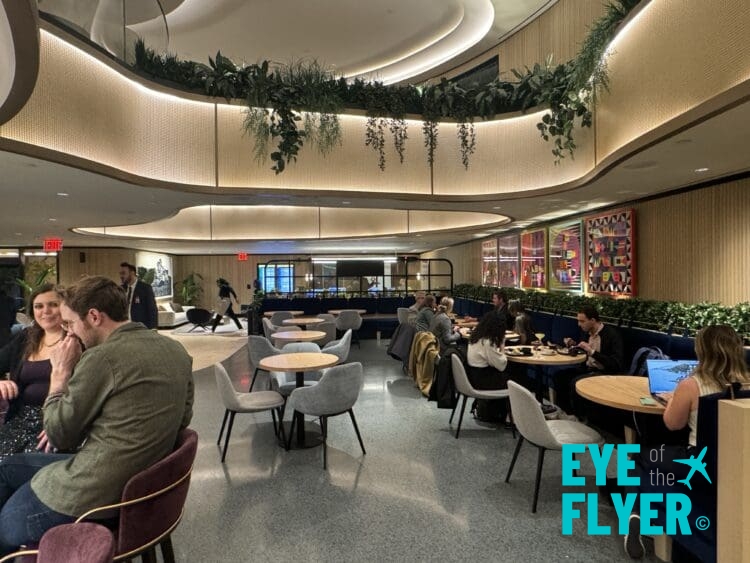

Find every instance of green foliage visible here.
[15,262,56,297]
[177,272,203,305]
[132,1,640,170]
[451,284,750,338]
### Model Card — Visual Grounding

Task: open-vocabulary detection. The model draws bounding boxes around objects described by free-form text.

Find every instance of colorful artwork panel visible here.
[481,239,498,286]
[585,209,636,296]
[520,228,546,289]
[497,234,519,288]
[549,221,582,292]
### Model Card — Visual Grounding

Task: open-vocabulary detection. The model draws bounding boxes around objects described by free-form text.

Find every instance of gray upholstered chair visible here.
[247,335,283,391]
[214,363,285,462]
[450,354,512,439]
[272,342,323,396]
[397,307,411,324]
[270,311,294,325]
[263,317,300,339]
[285,362,366,469]
[505,381,603,513]
[335,310,363,348]
[321,329,352,362]
[315,314,337,345]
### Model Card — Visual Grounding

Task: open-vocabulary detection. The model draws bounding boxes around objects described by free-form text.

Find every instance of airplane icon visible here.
[674,446,712,490]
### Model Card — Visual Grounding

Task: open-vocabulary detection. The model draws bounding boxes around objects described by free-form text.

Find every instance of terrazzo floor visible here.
[170,339,660,562]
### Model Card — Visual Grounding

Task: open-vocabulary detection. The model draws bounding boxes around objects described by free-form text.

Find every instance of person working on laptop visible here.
[623,324,750,558]
[552,305,624,418]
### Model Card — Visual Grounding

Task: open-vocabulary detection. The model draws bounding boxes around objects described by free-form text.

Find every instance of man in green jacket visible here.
[0,276,194,554]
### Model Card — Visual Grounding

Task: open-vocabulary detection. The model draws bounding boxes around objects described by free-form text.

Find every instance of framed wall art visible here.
[548,220,583,292]
[585,208,636,296]
[520,228,546,289]
[481,239,498,286]
[135,251,173,299]
[497,233,520,288]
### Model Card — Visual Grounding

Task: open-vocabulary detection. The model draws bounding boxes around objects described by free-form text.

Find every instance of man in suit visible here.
[118,262,158,329]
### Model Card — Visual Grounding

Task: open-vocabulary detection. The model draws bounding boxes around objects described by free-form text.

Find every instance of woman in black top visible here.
[211,278,243,332]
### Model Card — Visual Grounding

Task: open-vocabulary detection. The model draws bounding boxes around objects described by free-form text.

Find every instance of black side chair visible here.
[186,308,213,332]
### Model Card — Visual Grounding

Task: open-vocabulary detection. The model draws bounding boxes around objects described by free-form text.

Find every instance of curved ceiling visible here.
[0,0,39,124]
[130,0,554,84]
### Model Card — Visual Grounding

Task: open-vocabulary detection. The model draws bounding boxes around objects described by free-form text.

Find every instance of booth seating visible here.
[452,298,750,368]
[261,296,417,339]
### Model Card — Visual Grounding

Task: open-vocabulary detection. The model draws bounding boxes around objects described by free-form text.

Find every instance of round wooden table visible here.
[576,375,665,443]
[506,346,587,405]
[457,328,519,340]
[327,309,367,315]
[258,352,339,448]
[455,319,478,328]
[264,310,304,318]
[282,317,325,330]
[272,330,326,344]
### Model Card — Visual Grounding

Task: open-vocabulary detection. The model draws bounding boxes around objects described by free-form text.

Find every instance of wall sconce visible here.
[416,272,421,281]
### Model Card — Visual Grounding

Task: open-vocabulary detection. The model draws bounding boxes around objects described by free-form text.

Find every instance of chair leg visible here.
[532,447,546,513]
[449,392,460,424]
[276,408,287,443]
[455,395,468,439]
[508,399,516,439]
[285,411,296,450]
[140,547,158,563]
[505,436,524,483]
[221,411,236,462]
[249,367,259,391]
[160,536,175,563]
[348,409,366,455]
[321,416,328,469]
[217,409,229,445]
[271,407,278,435]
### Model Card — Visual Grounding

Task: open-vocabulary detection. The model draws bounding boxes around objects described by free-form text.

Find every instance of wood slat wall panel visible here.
[498,0,605,76]
[58,248,135,288]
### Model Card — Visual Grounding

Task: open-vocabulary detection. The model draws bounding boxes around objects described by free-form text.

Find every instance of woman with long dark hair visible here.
[211,278,243,333]
[0,283,64,460]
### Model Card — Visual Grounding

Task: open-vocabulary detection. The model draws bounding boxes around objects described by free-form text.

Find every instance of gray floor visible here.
[171,339,658,562]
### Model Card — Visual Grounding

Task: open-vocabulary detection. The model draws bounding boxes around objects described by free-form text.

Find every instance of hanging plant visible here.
[131,0,641,171]
[365,117,387,171]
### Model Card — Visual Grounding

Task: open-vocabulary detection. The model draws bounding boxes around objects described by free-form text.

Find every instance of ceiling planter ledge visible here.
[74,205,510,241]
[0,0,39,125]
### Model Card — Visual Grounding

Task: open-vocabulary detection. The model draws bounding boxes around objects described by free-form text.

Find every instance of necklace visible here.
[44,336,63,348]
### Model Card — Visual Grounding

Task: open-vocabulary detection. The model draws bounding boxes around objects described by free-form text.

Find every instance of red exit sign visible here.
[237,252,248,261]
[43,238,63,252]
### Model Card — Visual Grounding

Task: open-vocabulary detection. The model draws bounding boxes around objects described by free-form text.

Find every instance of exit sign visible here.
[237,252,248,261]
[43,238,63,252]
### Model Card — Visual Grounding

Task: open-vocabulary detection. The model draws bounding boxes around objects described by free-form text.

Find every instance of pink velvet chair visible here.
[0,522,115,563]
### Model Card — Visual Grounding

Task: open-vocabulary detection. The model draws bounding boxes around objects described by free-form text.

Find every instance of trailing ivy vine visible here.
[132,0,640,173]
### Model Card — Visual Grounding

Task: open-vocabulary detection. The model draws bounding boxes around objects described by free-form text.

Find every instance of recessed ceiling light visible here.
[341,201,351,205]
[694,167,709,173]
[14,232,21,236]
[56,192,69,197]
[492,206,501,210]
[48,218,57,222]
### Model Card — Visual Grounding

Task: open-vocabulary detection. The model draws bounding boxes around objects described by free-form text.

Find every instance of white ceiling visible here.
[1,2,749,256]
[130,0,554,84]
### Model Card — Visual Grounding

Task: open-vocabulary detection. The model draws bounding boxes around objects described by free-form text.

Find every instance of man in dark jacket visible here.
[552,305,624,417]
[118,262,158,329]
[481,289,514,332]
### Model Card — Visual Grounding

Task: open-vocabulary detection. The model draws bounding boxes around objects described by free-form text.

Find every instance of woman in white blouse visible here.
[466,313,508,390]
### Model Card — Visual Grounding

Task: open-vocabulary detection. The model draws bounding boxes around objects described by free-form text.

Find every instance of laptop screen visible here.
[647,359,699,394]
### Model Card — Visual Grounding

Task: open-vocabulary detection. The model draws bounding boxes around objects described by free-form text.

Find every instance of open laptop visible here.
[647,359,699,404]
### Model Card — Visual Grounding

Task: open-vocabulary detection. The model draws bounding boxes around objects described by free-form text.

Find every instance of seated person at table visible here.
[414,295,435,332]
[0,276,194,555]
[508,301,536,345]
[466,314,510,423]
[0,284,64,462]
[551,305,624,417]
[623,325,750,559]
[429,297,461,352]
[408,292,425,313]
[480,289,513,332]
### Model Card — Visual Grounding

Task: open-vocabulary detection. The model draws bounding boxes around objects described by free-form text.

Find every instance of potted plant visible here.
[177,273,203,306]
